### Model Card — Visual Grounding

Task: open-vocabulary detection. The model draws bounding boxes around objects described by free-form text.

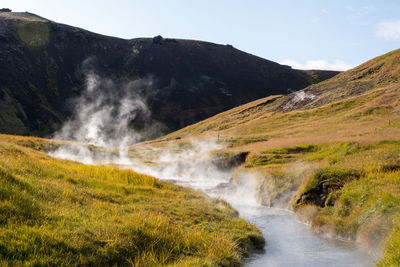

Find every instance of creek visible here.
[50,141,375,266]
[127,159,375,267]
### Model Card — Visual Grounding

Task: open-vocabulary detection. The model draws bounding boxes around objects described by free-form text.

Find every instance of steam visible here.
[48,65,261,206]
[127,138,261,206]
[293,91,316,102]
[284,90,316,110]
[215,170,261,206]
[46,67,375,265]
[50,71,161,164]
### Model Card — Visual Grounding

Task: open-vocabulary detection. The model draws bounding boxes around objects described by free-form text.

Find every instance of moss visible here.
[269,144,319,154]
[302,168,361,194]
[17,21,49,48]
[247,153,293,166]
[325,190,341,207]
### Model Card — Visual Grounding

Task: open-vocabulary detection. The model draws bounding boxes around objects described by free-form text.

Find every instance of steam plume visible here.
[50,71,161,164]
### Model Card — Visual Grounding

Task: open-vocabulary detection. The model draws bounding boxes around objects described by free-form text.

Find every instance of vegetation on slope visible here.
[163,49,400,145]
[244,141,400,264]
[0,134,263,266]
[0,11,337,136]
[146,48,400,264]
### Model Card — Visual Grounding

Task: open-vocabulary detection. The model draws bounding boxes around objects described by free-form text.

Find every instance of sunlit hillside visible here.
[163,49,400,147]
[0,134,263,266]
[137,48,400,265]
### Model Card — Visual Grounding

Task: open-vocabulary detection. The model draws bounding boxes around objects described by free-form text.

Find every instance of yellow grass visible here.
[0,135,263,266]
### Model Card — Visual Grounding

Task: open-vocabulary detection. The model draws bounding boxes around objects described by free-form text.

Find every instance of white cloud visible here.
[280,59,354,71]
[376,20,400,41]
[320,8,329,14]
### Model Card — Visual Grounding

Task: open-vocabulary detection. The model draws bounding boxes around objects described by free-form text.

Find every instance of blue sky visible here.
[3,0,400,70]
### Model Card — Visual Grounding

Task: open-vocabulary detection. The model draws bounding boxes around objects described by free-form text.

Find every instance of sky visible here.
[3,0,400,71]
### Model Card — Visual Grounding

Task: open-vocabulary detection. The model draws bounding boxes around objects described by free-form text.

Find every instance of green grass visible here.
[297,167,362,198]
[0,135,263,266]
[378,219,400,266]
[229,136,269,147]
[287,142,400,263]
[230,140,400,264]
[142,48,400,265]
[17,21,49,48]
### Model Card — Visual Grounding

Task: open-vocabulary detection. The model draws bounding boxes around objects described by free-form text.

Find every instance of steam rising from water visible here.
[47,71,373,266]
[50,72,161,164]
[130,139,229,189]
[218,170,261,206]
[48,69,261,204]
[127,139,260,206]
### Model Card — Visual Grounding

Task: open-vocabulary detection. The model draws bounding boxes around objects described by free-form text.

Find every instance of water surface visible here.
[136,166,375,267]
[234,205,374,267]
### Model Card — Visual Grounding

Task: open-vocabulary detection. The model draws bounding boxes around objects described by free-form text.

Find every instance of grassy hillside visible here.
[0,134,263,266]
[163,49,400,145]
[142,49,400,264]
[245,141,400,265]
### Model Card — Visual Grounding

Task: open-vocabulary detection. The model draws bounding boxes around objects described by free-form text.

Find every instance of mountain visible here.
[144,48,400,264]
[162,48,400,144]
[0,11,338,137]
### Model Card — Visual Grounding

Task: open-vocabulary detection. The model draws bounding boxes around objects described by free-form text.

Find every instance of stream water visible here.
[46,69,377,266]
[234,205,374,267]
[50,142,375,266]
[127,163,375,267]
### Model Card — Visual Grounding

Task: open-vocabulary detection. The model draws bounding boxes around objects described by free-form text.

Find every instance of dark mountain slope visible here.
[0,11,338,137]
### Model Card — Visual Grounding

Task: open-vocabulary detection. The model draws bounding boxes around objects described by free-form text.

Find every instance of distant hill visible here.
[0,11,338,137]
[162,48,400,145]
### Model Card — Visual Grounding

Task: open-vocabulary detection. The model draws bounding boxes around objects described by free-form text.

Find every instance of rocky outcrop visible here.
[296,184,342,207]
[0,11,339,137]
[295,168,361,208]
[213,151,249,170]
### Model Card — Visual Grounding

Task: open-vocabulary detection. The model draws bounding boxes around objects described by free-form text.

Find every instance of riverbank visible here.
[0,134,263,266]
[128,137,399,265]
[217,141,400,265]
[125,139,376,266]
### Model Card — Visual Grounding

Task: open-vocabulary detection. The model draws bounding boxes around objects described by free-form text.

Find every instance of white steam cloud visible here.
[283,90,316,110]
[50,71,161,164]
[127,138,261,206]
[48,65,261,207]
[293,91,316,102]
[129,139,230,189]
[46,65,376,266]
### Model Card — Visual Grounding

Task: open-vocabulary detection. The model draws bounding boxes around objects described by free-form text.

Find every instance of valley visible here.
[0,8,400,267]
